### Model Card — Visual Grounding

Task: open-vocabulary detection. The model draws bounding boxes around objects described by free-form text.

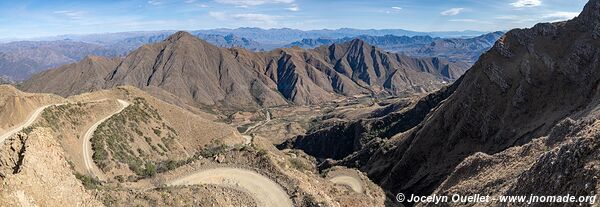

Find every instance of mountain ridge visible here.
[22,32,469,109]
[286,32,504,64]
[280,0,600,202]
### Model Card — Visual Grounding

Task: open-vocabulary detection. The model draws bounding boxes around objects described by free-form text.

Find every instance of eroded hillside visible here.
[281,0,600,205]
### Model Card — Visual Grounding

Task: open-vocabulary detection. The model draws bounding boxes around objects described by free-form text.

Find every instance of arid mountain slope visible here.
[0,85,63,134]
[22,56,119,97]
[0,129,103,206]
[283,0,600,201]
[32,86,245,180]
[0,34,264,81]
[426,118,600,207]
[23,32,469,108]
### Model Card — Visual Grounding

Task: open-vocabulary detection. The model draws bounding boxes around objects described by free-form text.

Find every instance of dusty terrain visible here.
[0,129,102,206]
[83,99,130,180]
[0,85,63,134]
[167,167,293,207]
[0,86,388,206]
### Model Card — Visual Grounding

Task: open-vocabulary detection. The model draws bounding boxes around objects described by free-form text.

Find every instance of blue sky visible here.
[0,0,589,39]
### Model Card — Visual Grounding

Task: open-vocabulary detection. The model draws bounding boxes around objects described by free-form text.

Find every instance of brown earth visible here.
[31,86,244,181]
[0,129,103,206]
[22,32,468,110]
[0,85,63,134]
[281,0,600,205]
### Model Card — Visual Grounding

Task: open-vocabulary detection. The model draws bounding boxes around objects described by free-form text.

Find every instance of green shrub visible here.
[289,158,307,171]
[144,162,157,177]
[74,172,102,189]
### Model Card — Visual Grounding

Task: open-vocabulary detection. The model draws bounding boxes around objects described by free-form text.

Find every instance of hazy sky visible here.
[0,0,589,39]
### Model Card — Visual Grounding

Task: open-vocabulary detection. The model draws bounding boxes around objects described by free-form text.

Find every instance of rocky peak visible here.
[576,0,600,28]
[165,31,197,42]
[345,38,371,50]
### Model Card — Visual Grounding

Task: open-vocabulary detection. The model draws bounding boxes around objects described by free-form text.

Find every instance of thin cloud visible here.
[53,10,85,20]
[495,11,578,24]
[185,0,197,3]
[148,0,163,6]
[391,6,402,10]
[511,0,541,8]
[214,0,294,7]
[448,19,492,24]
[209,12,280,26]
[449,19,477,22]
[286,4,299,11]
[542,11,578,21]
[441,8,464,16]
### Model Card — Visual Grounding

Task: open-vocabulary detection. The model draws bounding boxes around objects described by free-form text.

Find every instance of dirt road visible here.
[0,104,60,144]
[83,99,130,179]
[329,175,364,193]
[242,110,271,134]
[168,167,292,207]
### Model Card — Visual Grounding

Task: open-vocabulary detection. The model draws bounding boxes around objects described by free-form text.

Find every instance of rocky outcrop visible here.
[427,118,600,207]
[0,129,103,206]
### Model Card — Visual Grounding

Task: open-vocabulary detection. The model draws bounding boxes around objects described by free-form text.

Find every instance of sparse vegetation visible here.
[74,172,102,189]
[40,103,88,131]
[144,162,157,176]
[200,139,228,157]
[257,148,268,157]
[89,97,187,179]
[289,158,308,171]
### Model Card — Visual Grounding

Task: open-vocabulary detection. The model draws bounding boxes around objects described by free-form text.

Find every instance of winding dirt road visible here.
[0,104,60,144]
[168,168,293,207]
[329,175,364,193]
[83,99,130,179]
[241,110,271,144]
[242,109,271,134]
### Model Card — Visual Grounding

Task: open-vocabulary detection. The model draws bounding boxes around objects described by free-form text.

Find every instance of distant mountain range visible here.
[0,41,121,80]
[0,29,501,81]
[0,34,262,80]
[0,75,12,84]
[286,31,504,64]
[32,28,492,44]
[22,32,469,109]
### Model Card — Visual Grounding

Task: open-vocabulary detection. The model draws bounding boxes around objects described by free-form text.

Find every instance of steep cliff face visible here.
[283,0,600,201]
[367,0,600,198]
[427,118,600,207]
[23,32,468,109]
